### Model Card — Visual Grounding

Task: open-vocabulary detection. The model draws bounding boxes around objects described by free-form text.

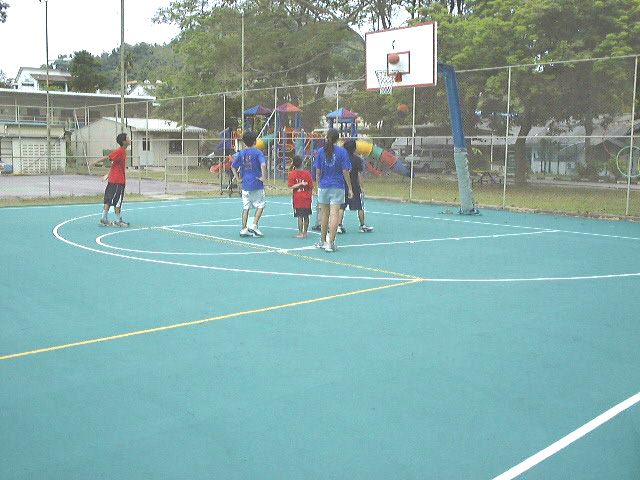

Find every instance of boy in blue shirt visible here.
[231,131,267,237]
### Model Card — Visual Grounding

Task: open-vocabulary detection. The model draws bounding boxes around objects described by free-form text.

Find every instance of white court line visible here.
[95,220,307,256]
[53,213,406,281]
[95,226,272,256]
[162,227,286,251]
[367,210,640,241]
[281,230,557,252]
[493,392,640,479]
[52,203,640,283]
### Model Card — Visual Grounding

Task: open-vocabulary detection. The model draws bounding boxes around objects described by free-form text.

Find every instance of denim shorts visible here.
[317,187,345,205]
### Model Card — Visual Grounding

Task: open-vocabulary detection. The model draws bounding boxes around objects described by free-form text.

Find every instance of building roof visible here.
[102,117,207,133]
[276,102,302,113]
[16,67,72,79]
[244,104,272,116]
[327,107,358,119]
[30,73,72,82]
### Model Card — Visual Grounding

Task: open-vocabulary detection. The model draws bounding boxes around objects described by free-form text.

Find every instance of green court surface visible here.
[1,197,639,479]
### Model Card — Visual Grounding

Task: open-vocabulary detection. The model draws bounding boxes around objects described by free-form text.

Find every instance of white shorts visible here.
[242,189,266,210]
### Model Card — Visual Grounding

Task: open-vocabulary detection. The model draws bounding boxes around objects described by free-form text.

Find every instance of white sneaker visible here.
[248,225,263,237]
[314,241,326,249]
[324,241,337,252]
[240,228,253,237]
[359,224,374,232]
[337,224,346,234]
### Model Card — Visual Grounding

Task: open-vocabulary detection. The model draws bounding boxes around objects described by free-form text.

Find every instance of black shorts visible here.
[104,183,125,207]
[294,208,312,218]
[341,191,364,211]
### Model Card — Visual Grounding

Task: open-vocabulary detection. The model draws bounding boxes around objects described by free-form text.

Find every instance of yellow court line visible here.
[0,279,424,361]
[158,227,418,280]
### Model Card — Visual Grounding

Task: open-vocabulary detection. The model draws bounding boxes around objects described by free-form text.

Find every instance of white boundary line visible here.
[52,213,408,281]
[282,230,557,251]
[493,392,640,479]
[367,210,640,241]
[52,204,640,282]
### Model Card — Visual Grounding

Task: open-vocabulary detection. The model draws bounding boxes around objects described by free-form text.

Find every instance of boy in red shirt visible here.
[91,132,131,227]
[287,155,313,238]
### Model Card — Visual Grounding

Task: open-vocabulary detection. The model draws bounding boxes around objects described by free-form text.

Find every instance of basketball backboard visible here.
[365,22,437,91]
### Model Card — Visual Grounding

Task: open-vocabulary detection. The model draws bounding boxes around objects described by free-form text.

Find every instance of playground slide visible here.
[252,135,409,176]
[355,139,410,176]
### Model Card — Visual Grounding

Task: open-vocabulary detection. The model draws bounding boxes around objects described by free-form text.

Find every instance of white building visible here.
[127,80,163,97]
[72,117,207,168]
[0,121,66,174]
[14,67,72,92]
[0,88,155,174]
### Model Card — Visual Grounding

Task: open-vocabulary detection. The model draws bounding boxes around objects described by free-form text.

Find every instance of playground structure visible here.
[211,102,412,184]
[325,107,411,176]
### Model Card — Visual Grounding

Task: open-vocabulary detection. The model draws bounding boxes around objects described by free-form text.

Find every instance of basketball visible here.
[397,103,410,114]
[388,53,400,65]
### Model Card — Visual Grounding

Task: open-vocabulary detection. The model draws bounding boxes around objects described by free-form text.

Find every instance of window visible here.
[142,137,150,151]
[169,140,182,154]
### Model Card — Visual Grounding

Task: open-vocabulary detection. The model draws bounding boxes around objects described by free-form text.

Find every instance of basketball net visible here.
[375,70,395,95]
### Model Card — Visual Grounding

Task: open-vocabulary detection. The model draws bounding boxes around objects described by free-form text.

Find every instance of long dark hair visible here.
[324,128,339,159]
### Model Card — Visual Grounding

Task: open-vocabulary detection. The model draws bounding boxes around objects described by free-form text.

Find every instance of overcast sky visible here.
[0,1,180,78]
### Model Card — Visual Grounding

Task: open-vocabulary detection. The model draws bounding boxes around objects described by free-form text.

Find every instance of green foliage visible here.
[0,2,8,23]
[98,43,181,91]
[70,50,106,92]
[163,7,363,97]
[416,0,640,184]
[0,70,11,88]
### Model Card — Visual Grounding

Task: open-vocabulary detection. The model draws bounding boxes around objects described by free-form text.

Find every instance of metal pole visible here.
[502,66,512,208]
[120,0,126,134]
[222,94,226,193]
[182,97,186,183]
[16,101,21,174]
[409,87,416,201]
[273,87,278,180]
[625,56,638,216]
[490,133,494,170]
[241,10,245,132]
[164,157,168,194]
[43,0,51,197]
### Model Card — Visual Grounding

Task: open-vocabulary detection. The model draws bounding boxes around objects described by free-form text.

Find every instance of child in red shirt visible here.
[90,132,131,227]
[287,155,313,238]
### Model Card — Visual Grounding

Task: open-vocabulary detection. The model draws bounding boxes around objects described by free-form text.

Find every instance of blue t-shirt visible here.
[313,145,352,189]
[232,147,266,191]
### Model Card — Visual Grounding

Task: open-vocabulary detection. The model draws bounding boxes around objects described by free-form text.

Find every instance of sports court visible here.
[1,196,639,479]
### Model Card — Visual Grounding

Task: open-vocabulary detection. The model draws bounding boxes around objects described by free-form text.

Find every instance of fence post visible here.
[273,87,278,180]
[409,87,416,201]
[625,56,638,216]
[164,157,168,194]
[16,101,21,175]
[182,96,187,184]
[502,66,512,208]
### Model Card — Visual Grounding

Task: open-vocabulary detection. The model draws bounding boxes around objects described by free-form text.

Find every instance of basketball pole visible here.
[438,62,479,215]
[40,0,51,197]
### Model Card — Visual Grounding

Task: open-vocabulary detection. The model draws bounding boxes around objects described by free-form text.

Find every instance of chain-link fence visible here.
[1,55,638,216]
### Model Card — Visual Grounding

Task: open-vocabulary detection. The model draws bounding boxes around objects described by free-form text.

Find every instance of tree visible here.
[70,50,106,92]
[417,0,640,184]
[157,5,363,97]
[0,70,11,88]
[0,2,8,23]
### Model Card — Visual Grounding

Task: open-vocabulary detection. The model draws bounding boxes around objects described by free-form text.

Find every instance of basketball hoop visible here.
[375,70,395,95]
